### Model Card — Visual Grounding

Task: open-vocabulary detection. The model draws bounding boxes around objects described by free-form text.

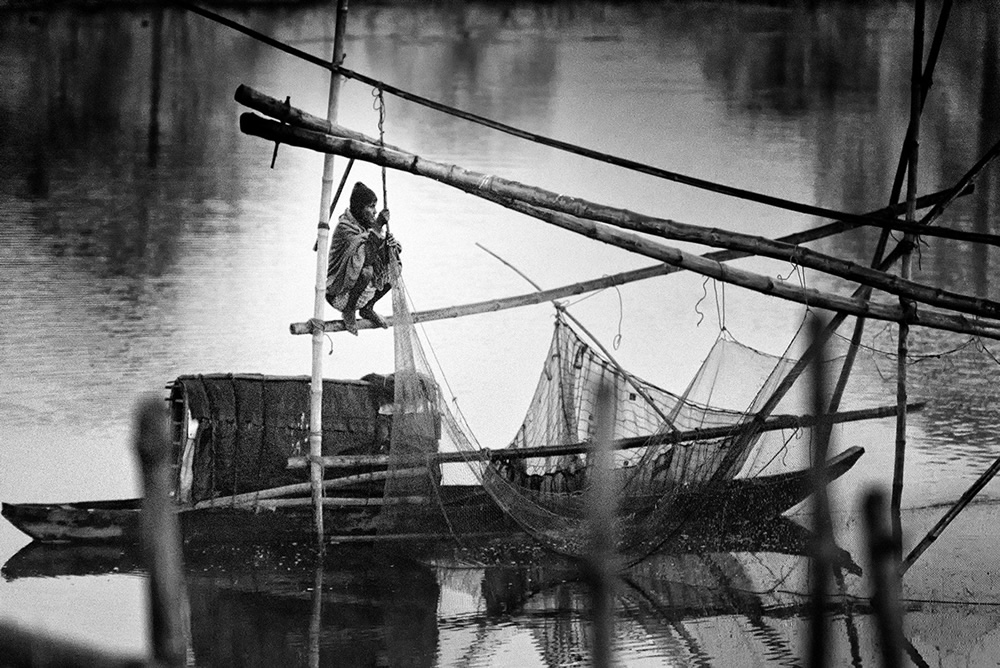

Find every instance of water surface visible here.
[1,1,999,665]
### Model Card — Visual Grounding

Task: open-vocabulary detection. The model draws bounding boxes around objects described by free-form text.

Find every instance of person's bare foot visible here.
[359,307,389,329]
[343,310,359,335]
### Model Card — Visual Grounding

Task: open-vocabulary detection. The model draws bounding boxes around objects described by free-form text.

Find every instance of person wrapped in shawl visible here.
[326,182,402,335]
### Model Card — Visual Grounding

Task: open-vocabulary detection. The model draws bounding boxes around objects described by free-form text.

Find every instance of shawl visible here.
[326,209,369,297]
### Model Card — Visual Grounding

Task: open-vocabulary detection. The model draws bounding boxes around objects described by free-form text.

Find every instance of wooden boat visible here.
[2,317,875,549]
[1,439,862,546]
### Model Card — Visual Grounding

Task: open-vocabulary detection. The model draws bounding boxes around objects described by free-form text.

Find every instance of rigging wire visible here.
[177,0,913,229]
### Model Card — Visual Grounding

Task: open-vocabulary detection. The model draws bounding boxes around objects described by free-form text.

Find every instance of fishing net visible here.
[379,265,828,563]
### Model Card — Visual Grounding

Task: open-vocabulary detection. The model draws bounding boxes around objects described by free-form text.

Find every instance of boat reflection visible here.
[2,516,860,667]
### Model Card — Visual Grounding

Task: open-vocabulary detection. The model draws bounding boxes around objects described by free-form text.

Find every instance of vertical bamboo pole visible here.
[892,0,925,554]
[310,0,349,548]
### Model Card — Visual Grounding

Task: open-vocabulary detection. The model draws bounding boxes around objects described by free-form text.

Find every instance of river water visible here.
[1,1,999,666]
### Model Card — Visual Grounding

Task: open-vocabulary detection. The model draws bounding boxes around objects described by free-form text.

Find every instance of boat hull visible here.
[1,446,863,546]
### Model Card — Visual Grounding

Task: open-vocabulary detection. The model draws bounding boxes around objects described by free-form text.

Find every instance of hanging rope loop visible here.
[371,86,388,212]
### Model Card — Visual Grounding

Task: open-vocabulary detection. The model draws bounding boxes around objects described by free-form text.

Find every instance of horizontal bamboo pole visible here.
[257,496,429,509]
[292,264,672,334]
[189,467,426,510]
[237,87,988,246]
[288,401,923,470]
[240,114,1000,338]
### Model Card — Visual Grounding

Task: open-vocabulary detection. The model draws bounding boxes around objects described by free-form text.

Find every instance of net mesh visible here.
[379,265,825,563]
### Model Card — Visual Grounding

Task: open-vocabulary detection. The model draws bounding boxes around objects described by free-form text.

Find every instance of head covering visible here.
[349,182,378,219]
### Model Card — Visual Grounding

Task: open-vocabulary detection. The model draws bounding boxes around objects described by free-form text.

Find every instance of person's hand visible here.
[385,231,402,255]
[375,208,390,230]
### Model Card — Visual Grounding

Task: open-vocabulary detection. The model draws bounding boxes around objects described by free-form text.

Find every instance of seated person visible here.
[325,182,401,335]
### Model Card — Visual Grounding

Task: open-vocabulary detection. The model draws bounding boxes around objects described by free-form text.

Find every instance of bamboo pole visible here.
[257,496,429,509]
[235,93,996,248]
[195,2,943,229]
[287,402,921,470]
[307,0,349,550]
[900,453,1000,574]
[190,467,426,509]
[239,113,1000,324]
[893,0,926,556]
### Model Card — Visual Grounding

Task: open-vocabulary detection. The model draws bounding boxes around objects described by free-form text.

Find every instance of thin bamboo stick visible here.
[240,113,1000,323]
[287,401,921,470]
[893,0,926,555]
[257,496,429,509]
[190,467,427,510]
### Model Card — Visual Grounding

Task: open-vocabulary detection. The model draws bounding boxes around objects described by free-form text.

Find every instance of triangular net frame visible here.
[378,261,819,564]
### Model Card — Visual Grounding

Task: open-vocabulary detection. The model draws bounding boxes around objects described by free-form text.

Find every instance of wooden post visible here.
[892,0,925,555]
[309,0,349,550]
[135,397,186,667]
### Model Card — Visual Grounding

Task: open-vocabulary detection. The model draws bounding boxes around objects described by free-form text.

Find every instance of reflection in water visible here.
[2,517,866,667]
[3,1,1000,666]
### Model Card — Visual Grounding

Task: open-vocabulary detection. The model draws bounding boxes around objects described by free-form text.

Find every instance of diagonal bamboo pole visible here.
[239,112,1000,323]
[900,453,1000,574]
[237,86,998,249]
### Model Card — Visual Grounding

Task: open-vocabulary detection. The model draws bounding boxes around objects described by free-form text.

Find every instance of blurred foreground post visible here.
[135,396,186,667]
[863,491,904,668]
[587,379,618,668]
[807,315,836,668]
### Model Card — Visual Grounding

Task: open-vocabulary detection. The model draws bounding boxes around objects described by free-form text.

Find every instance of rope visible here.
[372,86,388,212]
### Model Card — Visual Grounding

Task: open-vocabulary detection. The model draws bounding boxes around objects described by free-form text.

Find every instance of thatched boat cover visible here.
[170,374,392,502]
